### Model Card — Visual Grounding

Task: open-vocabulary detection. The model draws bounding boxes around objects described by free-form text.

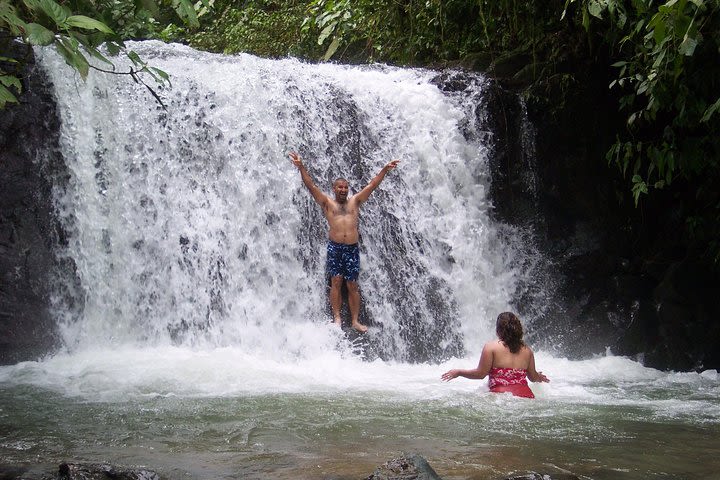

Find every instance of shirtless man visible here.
[289,152,400,332]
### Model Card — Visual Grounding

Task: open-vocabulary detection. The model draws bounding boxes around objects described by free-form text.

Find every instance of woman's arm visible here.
[441,343,494,381]
[526,350,549,383]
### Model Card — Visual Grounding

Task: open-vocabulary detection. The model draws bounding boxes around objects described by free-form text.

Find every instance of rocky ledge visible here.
[1,456,580,480]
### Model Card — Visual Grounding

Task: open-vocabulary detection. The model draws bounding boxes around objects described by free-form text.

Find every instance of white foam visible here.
[34,41,510,360]
[15,42,719,425]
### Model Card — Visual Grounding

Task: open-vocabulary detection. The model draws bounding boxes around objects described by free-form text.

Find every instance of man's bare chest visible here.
[327,202,358,218]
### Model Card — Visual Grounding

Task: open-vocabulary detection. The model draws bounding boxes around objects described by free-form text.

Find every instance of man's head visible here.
[333,178,349,202]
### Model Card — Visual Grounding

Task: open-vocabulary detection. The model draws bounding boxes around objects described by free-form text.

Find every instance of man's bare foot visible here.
[333,318,342,327]
[351,321,368,333]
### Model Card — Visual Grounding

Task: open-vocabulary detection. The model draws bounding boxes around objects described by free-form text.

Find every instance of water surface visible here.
[2,349,718,479]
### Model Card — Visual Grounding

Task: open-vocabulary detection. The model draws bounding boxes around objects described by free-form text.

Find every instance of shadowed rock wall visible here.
[0,42,63,364]
[486,61,720,371]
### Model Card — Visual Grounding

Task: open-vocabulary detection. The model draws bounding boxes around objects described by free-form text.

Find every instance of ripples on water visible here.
[1,348,719,479]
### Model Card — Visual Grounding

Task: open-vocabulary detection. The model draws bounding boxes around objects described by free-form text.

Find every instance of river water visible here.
[0,42,718,479]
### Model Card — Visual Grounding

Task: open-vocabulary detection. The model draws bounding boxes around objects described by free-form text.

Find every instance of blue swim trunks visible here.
[326,241,360,282]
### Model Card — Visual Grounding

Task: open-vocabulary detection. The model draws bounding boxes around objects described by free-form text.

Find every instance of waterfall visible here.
[36,41,522,364]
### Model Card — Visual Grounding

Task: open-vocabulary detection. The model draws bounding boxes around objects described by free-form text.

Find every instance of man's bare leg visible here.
[329,276,343,326]
[346,281,367,333]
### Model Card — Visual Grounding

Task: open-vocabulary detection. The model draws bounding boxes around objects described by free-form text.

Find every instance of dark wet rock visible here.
[0,41,64,365]
[363,457,582,480]
[486,53,720,370]
[0,462,159,480]
[504,473,579,480]
[48,462,160,480]
[0,464,28,480]
[633,260,720,370]
[365,454,442,480]
[488,51,532,82]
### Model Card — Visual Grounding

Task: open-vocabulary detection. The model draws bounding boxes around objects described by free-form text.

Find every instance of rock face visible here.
[50,462,161,480]
[0,42,63,365]
[363,455,581,480]
[365,454,443,480]
[504,473,579,480]
[0,458,584,480]
[486,61,720,371]
[0,462,159,480]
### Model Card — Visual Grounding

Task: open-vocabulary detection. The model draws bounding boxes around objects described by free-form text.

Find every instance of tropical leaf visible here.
[106,41,122,56]
[318,23,336,45]
[65,15,114,34]
[561,0,577,21]
[84,44,114,67]
[678,34,698,56]
[588,0,604,19]
[148,67,171,86]
[0,82,19,107]
[700,97,720,122]
[55,36,89,80]
[127,50,144,67]
[194,0,214,17]
[631,175,648,205]
[25,22,55,45]
[173,0,199,28]
[0,1,26,35]
[37,0,70,26]
[0,74,21,90]
[323,36,341,60]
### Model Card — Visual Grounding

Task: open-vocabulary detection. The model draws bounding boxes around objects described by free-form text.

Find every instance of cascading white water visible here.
[36,41,519,363]
[2,42,719,480]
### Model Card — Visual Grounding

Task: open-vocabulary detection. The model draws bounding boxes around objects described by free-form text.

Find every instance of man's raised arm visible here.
[289,152,328,206]
[354,159,400,204]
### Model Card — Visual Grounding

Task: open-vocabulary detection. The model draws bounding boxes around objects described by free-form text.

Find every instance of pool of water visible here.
[1,347,718,479]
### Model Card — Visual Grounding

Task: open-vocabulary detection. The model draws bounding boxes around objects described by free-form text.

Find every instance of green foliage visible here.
[301,0,440,62]
[2,0,717,265]
[56,0,543,83]
[182,1,315,57]
[569,0,720,194]
[122,0,720,266]
[180,1,568,66]
[0,69,21,107]
[567,0,720,263]
[0,0,212,109]
[301,0,532,64]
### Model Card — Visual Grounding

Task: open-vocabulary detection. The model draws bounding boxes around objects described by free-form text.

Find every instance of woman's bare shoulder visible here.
[484,339,503,351]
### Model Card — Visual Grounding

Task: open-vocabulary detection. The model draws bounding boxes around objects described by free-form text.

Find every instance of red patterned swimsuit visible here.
[488,367,535,398]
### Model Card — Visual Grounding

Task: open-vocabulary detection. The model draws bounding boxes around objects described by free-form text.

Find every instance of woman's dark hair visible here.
[496,312,525,353]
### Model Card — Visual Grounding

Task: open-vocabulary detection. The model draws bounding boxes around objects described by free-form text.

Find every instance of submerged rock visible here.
[48,462,160,480]
[504,472,580,480]
[363,456,581,480]
[365,454,443,480]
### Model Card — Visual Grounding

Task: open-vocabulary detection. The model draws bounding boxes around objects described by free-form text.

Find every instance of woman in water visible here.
[441,312,549,398]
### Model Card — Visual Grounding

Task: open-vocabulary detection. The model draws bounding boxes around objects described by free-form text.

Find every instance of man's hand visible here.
[289,152,303,169]
[385,159,400,171]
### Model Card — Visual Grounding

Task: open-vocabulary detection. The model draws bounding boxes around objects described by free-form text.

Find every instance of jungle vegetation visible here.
[1,0,719,266]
